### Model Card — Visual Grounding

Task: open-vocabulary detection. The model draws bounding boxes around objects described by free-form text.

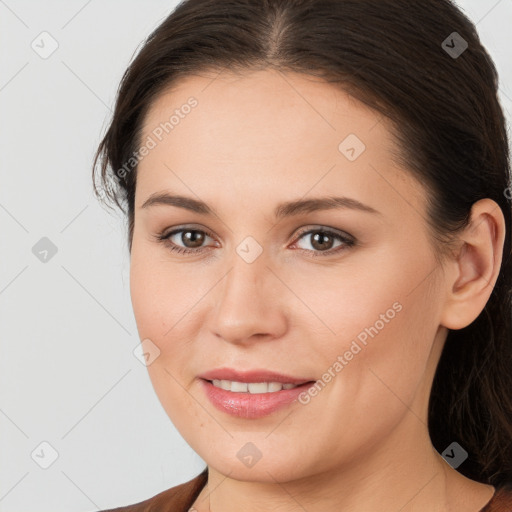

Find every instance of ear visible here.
[439,198,506,330]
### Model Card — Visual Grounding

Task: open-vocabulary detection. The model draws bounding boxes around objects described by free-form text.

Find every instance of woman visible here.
[92,0,512,510]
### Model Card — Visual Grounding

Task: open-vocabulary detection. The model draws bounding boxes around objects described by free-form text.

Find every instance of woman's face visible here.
[130,68,448,481]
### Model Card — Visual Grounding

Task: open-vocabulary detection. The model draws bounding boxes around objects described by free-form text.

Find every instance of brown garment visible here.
[100,469,208,512]
[100,471,512,512]
[480,484,512,512]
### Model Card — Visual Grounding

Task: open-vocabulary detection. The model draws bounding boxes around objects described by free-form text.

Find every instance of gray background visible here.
[1,1,511,510]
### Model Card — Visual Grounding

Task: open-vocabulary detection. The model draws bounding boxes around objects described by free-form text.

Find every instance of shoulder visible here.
[481,484,512,512]
[98,468,208,512]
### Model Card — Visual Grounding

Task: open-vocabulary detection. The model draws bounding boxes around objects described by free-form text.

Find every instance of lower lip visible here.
[200,379,315,419]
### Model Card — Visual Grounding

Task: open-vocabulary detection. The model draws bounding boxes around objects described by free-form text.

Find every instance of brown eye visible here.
[157,227,217,255]
[310,232,335,251]
[294,227,355,257]
[180,230,206,248]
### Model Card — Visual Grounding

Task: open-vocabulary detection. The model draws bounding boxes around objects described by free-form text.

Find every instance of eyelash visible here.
[154,225,356,258]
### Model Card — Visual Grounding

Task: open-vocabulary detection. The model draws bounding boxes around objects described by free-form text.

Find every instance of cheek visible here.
[285,285,440,468]
[129,237,220,416]
[129,237,198,343]
[130,254,203,435]
[294,243,440,412]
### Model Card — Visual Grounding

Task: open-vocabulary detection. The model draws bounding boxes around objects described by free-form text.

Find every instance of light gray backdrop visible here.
[1,1,511,511]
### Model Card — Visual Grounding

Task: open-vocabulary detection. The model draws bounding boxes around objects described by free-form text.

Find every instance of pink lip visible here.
[198,368,315,419]
[199,380,315,419]
[198,367,312,385]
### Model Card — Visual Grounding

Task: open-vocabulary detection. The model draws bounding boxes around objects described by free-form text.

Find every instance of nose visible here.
[208,253,288,346]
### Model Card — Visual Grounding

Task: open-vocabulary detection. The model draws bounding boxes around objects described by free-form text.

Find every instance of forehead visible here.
[136,68,425,217]
[142,68,384,150]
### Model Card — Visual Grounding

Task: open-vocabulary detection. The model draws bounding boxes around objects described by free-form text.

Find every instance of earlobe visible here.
[440,199,506,331]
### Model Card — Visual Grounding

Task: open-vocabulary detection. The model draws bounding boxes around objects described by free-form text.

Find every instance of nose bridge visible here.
[209,243,286,343]
[223,233,270,299]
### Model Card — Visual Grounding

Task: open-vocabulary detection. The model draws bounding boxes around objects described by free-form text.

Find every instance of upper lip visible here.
[199,368,314,385]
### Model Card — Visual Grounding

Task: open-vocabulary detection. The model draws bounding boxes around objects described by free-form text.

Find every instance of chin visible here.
[197,440,317,484]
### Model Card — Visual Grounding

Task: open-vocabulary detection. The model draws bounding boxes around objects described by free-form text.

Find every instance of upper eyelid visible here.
[294,225,353,239]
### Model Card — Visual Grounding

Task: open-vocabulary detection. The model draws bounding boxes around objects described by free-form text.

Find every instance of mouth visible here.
[198,367,314,386]
[198,368,316,418]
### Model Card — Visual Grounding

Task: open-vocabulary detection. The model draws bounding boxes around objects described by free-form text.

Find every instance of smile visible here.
[210,379,300,393]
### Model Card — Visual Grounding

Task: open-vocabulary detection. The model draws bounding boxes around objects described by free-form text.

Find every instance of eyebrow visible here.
[140,192,381,219]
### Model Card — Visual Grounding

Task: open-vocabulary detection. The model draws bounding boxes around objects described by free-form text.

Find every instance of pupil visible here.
[184,230,204,248]
[312,232,333,250]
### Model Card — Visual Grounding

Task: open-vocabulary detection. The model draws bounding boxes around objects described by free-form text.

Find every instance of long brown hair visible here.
[93,0,512,487]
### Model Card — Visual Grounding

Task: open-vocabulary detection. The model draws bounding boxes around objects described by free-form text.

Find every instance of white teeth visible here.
[268,382,283,392]
[247,382,268,394]
[211,379,300,393]
[220,380,231,391]
[231,381,248,392]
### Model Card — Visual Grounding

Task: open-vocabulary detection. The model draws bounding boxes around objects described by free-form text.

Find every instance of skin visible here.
[129,68,505,511]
